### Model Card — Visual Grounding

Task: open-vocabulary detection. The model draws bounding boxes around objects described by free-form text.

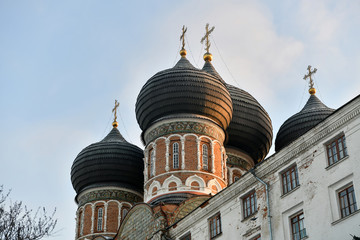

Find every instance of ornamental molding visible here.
[144,170,227,187]
[77,189,143,206]
[144,120,225,144]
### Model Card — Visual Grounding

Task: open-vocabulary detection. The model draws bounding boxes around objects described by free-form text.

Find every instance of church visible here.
[70,25,360,240]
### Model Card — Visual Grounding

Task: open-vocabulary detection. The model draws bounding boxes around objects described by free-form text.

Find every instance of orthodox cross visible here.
[303,65,317,89]
[180,25,187,49]
[112,100,120,122]
[201,23,215,53]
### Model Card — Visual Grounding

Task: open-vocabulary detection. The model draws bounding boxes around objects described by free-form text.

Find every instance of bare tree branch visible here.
[0,186,57,240]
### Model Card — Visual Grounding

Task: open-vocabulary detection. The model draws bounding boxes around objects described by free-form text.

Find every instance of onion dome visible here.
[201,60,273,163]
[71,126,144,195]
[225,84,273,162]
[135,54,233,132]
[275,93,334,152]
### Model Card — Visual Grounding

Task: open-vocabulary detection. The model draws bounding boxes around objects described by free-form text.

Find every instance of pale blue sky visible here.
[0,1,359,239]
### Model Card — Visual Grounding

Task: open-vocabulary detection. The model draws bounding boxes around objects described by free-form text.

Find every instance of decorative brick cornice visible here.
[145,121,224,144]
[77,189,143,206]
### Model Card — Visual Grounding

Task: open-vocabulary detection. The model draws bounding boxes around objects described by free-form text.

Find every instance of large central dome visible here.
[135,56,233,132]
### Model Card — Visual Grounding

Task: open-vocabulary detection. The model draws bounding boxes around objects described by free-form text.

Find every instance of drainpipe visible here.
[250,168,273,240]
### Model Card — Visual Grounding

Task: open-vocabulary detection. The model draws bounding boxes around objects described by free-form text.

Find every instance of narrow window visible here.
[203,144,208,170]
[339,185,357,218]
[150,151,155,177]
[122,207,129,220]
[173,142,179,169]
[291,212,306,240]
[242,191,257,218]
[180,232,191,240]
[97,208,103,231]
[209,212,222,239]
[282,165,300,194]
[327,135,348,166]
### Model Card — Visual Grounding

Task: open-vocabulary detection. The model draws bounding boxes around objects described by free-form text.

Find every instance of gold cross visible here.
[303,65,317,89]
[201,23,215,53]
[112,100,120,122]
[180,25,187,50]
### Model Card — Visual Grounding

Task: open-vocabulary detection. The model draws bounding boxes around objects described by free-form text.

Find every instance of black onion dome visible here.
[71,127,144,194]
[225,84,273,162]
[275,94,334,152]
[201,61,272,163]
[135,56,233,131]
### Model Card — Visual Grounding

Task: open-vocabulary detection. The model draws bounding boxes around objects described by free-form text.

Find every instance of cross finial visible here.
[201,23,215,61]
[303,65,317,95]
[112,100,120,127]
[180,25,187,50]
[179,25,187,57]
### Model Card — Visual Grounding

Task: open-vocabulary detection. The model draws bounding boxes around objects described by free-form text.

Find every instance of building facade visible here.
[70,28,360,240]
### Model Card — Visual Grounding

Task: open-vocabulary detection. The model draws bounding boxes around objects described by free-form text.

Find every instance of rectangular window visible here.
[173,142,179,169]
[291,212,306,240]
[180,232,191,240]
[282,165,300,194]
[209,212,222,239]
[339,185,358,218]
[327,135,347,166]
[242,191,257,219]
[97,208,103,231]
[252,235,261,240]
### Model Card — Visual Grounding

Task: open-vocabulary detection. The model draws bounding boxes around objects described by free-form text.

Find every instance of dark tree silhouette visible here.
[0,186,57,240]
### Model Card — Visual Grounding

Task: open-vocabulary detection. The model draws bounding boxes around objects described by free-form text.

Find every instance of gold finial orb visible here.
[112,121,119,128]
[309,88,316,95]
[180,48,187,57]
[203,53,213,61]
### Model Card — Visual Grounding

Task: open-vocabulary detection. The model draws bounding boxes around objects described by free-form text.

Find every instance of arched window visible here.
[150,151,155,177]
[173,142,179,169]
[202,144,208,170]
[97,207,103,231]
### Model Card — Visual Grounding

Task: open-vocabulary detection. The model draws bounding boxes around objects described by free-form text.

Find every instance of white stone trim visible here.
[197,138,201,170]
[207,178,222,194]
[181,136,185,169]
[163,175,183,191]
[90,204,95,233]
[148,180,162,197]
[185,174,206,190]
[144,170,226,187]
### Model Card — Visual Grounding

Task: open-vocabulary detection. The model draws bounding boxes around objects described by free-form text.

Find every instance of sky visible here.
[0,1,359,239]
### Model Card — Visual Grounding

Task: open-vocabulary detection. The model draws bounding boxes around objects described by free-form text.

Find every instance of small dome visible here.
[201,60,272,163]
[225,84,273,163]
[275,94,334,152]
[135,56,233,132]
[71,127,144,195]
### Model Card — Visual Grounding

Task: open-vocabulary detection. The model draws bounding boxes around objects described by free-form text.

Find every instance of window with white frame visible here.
[203,144,208,170]
[338,185,357,218]
[173,142,179,169]
[97,207,103,231]
[326,134,348,166]
[150,151,155,177]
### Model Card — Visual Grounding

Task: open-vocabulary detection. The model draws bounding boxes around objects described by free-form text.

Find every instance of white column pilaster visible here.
[165,139,170,171]
[181,136,185,169]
